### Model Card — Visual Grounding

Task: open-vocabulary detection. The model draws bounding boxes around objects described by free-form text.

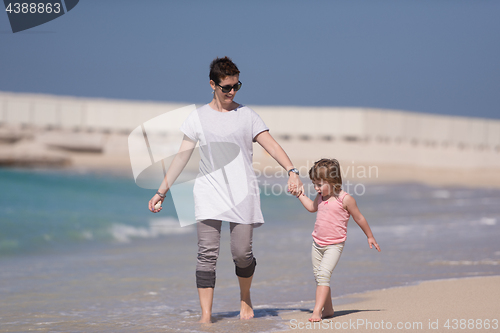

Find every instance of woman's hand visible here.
[254,131,303,197]
[148,136,195,214]
[287,173,303,197]
[149,194,165,213]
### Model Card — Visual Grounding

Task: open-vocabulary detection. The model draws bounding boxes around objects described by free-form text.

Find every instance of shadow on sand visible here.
[210,307,382,323]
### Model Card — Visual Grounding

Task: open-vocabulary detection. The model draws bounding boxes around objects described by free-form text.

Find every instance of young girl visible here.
[298,158,381,322]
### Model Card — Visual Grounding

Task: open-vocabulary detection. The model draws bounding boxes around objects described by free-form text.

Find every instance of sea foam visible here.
[110,218,194,243]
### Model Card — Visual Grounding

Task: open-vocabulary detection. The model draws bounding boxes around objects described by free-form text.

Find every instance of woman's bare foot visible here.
[198,314,212,324]
[308,311,322,322]
[240,298,254,320]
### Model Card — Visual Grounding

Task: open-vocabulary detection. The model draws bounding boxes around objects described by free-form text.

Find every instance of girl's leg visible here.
[310,242,344,321]
[230,223,256,320]
[322,286,334,319]
[196,220,222,323]
[310,242,325,322]
[311,286,332,321]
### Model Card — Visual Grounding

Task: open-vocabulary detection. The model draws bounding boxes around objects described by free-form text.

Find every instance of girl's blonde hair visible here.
[308,158,342,191]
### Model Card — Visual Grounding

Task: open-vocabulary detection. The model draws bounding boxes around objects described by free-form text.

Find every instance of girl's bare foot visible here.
[308,311,322,322]
[322,308,334,319]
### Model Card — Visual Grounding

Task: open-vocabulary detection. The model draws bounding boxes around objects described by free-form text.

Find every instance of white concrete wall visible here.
[0,92,188,133]
[487,122,500,147]
[4,97,31,126]
[1,91,499,150]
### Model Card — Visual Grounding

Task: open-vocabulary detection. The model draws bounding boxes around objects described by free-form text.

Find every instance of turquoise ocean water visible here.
[0,168,179,255]
[1,168,500,332]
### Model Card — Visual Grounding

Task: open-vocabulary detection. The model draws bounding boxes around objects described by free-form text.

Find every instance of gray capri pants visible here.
[312,240,344,287]
[196,219,257,288]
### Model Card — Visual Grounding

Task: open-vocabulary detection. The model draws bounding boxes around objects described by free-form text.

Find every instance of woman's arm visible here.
[148,135,196,213]
[298,193,320,213]
[254,131,303,196]
[344,194,381,251]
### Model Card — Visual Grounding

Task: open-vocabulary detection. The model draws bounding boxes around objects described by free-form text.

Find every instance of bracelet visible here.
[156,191,166,198]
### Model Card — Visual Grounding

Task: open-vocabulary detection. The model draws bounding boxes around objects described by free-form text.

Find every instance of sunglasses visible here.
[217,81,242,93]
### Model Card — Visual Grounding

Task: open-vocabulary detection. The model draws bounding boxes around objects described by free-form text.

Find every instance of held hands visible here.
[287,172,303,197]
[149,194,164,213]
[367,236,381,252]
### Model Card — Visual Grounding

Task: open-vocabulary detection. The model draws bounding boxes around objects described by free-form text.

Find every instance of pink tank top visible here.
[312,191,350,246]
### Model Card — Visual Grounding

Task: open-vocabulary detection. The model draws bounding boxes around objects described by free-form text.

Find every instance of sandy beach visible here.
[1,97,500,332]
[279,276,500,332]
[1,166,499,332]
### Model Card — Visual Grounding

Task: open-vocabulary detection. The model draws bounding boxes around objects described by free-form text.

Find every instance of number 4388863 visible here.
[444,319,498,330]
[5,2,61,14]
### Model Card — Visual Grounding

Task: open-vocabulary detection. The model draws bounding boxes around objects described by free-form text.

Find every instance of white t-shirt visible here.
[180,104,269,225]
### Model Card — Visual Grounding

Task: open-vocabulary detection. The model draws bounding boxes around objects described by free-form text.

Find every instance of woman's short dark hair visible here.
[209,56,240,84]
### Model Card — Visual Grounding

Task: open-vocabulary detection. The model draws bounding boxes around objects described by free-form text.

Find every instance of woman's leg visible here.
[230,223,256,320]
[196,220,222,323]
[197,287,214,324]
[237,274,254,320]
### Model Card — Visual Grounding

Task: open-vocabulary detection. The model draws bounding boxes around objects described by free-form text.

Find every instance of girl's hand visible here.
[149,194,165,213]
[297,185,305,197]
[367,237,381,252]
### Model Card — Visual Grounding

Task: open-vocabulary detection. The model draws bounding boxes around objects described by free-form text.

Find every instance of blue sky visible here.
[1,0,499,119]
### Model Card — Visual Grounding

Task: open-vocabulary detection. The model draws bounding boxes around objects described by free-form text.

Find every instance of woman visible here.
[148,56,302,323]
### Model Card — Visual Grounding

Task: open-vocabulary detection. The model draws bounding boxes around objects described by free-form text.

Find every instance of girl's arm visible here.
[298,193,320,213]
[254,131,303,196]
[344,194,381,252]
[148,135,197,213]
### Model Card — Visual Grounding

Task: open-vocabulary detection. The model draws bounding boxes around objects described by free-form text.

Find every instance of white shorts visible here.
[311,240,344,286]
